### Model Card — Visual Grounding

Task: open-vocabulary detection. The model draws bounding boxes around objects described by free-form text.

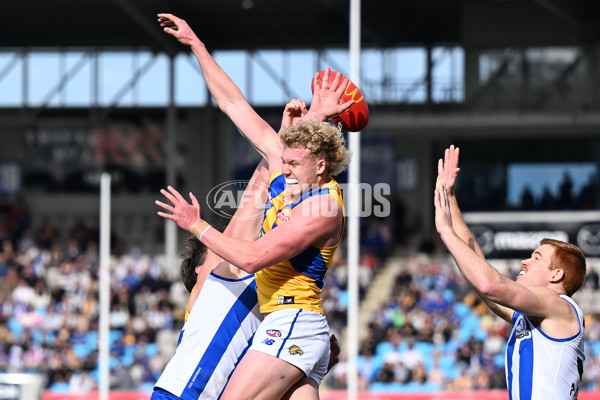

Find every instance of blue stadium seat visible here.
[145,342,158,357]
[402,382,433,392]
[453,302,470,318]
[7,318,22,337]
[473,327,488,341]
[49,382,70,392]
[31,328,43,345]
[72,343,92,359]
[438,355,459,380]
[368,382,389,392]
[375,341,394,357]
[120,353,134,367]
[459,314,481,341]
[357,354,384,381]
[494,353,505,368]
[413,341,434,371]
[86,331,98,350]
[109,330,124,345]
[138,382,156,392]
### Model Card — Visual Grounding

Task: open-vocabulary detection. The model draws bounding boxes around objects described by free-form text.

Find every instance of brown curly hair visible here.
[280,119,351,176]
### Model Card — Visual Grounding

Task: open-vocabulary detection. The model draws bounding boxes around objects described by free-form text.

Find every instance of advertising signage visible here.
[463,211,600,258]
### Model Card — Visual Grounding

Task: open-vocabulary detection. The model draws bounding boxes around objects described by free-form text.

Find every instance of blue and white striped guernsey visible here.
[154,272,262,400]
[505,295,584,400]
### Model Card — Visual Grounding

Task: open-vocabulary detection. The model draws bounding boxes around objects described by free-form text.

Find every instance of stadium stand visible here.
[2,199,600,394]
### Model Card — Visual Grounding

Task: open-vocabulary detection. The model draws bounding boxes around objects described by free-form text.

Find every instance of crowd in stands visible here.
[327,234,600,392]
[2,199,600,394]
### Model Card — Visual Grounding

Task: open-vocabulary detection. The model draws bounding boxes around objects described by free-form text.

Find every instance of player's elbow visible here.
[237,249,265,274]
[478,277,508,302]
[239,260,261,274]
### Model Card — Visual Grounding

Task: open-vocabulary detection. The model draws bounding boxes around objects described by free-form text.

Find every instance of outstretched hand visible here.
[435,145,460,195]
[307,67,355,121]
[156,186,202,231]
[158,13,199,47]
[280,99,308,131]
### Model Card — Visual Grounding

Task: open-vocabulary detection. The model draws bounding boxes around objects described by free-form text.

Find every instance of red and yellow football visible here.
[312,69,369,132]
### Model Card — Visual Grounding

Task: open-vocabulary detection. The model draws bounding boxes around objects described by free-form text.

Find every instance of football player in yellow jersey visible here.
[156,99,340,400]
[156,13,353,400]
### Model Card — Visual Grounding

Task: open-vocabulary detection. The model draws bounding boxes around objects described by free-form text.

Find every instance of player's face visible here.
[281,146,324,197]
[517,244,556,287]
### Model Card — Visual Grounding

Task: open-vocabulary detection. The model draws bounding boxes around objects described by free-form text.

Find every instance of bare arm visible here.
[159,13,281,163]
[222,159,269,241]
[435,185,572,324]
[198,197,342,273]
[436,146,513,320]
[156,187,343,273]
[436,146,484,256]
[158,14,352,173]
[186,159,269,310]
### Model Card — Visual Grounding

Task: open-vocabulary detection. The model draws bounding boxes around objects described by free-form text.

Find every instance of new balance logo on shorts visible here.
[277,296,295,305]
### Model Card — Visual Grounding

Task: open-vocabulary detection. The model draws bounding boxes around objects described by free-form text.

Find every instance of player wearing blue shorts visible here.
[434,145,586,400]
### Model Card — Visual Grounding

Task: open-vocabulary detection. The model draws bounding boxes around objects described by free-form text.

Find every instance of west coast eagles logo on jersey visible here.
[289,345,304,356]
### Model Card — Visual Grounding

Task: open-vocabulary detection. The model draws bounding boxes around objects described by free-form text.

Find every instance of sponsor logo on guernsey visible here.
[277,296,295,305]
[289,345,304,356]
[515,318,530,340]
[276,209,290,225]
[266,330,282,338]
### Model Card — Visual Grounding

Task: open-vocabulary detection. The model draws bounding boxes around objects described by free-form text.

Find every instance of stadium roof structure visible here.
[4,0,600,52]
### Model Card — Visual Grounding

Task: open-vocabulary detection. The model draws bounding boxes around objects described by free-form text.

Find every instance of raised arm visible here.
[158,14,352,173]
[158,13,280,162]
[435,146,513,319]
[222,159,269,241]
[436,146,484,257]
[186,159,269,310]
[434,185,573,324]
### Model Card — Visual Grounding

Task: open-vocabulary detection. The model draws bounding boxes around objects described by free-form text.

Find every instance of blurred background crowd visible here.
[3,0,600,397]
[2,199,600,394]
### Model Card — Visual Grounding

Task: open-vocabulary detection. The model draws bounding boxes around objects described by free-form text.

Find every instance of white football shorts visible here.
[250,308,330,385]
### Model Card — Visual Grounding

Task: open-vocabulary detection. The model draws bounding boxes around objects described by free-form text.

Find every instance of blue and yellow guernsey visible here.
[256,170,344,315]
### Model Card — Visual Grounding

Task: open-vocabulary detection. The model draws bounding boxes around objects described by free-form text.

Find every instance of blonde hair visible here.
[280,119,351,176]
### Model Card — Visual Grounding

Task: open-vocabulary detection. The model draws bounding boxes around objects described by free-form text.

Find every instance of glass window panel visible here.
[29,52,60,106]
[175,53,208,106]
[0,52,22,106]
[137,52,168,106]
